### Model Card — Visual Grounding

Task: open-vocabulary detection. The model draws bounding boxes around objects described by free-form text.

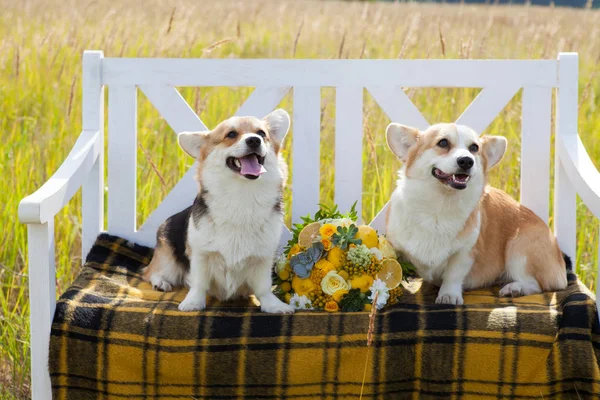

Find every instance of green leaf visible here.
[339,289,365,312]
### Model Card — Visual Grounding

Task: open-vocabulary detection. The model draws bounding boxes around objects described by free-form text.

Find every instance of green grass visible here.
[1,0,599,397]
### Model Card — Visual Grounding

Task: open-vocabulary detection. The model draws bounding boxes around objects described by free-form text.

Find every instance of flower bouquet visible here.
[274,203,410,312]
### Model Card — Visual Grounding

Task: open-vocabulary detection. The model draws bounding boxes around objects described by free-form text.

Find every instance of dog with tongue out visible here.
[142,109,295,314]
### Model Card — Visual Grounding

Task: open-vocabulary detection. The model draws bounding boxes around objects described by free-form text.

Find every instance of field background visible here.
[1,0,599,397]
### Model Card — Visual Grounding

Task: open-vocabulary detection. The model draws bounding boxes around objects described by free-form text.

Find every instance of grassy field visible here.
[1,0,599,397]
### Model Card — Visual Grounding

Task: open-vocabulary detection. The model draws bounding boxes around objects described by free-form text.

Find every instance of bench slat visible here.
[521,86,552,223]
[292,87,321,223]
[108,85,137,238]
[335,87,363,221]
[102,59,559,88]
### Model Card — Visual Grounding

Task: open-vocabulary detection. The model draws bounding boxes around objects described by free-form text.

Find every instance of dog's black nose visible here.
[457,156,474,171]
[245,136,261,149]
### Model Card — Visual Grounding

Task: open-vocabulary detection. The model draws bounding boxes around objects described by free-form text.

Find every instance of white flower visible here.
[275,253,287,273]
[318,218,354,228]
[368,278,390,310]
[289,294,313,310]
[369,247,383,261]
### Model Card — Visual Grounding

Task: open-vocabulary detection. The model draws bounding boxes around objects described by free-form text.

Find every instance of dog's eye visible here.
[469,144,479,153]
[226,131,237,139]
[256,130,266,138]
[437,139,449,148]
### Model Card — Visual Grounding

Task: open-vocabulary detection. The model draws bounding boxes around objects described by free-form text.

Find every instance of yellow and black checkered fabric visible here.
[50,234,600,399]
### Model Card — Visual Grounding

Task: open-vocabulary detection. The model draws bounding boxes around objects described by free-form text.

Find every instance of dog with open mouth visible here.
[142,109,294,314]
[385,123,569,305]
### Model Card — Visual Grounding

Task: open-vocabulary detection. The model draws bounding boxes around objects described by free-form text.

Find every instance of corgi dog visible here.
[385,123,568,305]
[143,109,294,314]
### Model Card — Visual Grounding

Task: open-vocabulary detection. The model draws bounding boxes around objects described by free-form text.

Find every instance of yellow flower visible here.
[363,304,372,312]
[324,301,339,312]
[319,223,336,238]
[284,293,292,303]
[321,271,350,295]
[278,269,290,281]
[349,274,374,293]
[288,244,303,259]
[332,289,348,303]
[355,225,379,249]
[327,247,346,269]
[292,276,316,296]
[338,270,349,281]
[280,282,291,293]
[315,259,336,274]
[321,238,333,251]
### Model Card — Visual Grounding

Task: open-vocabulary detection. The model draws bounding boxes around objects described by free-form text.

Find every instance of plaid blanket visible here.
[50,234,600,399]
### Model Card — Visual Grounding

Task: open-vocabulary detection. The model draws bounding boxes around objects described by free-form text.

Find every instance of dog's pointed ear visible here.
[386,123,420,161]
[481,135,507,169]
[263,109,290,144]
[178,131,210,159]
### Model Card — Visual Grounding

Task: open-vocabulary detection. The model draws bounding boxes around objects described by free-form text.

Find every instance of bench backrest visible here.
[83,52,578,256]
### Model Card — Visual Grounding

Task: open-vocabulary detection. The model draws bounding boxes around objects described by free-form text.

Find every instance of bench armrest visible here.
[556,133,600,219]
[18,129,102,224]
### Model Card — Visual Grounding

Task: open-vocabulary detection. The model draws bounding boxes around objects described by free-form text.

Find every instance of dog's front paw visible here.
[178,292,206,311]
[152,280,173,292]
[436,292,464,305]
[260,295,295,314]
[499,282,524,297]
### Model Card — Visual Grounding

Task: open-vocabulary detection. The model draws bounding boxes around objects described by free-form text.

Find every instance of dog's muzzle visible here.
[432,167,470,190]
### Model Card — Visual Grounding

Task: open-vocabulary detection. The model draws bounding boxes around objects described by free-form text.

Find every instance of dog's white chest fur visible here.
[387,178,480,284]
[189,192,281,265]
[186,185,282,299]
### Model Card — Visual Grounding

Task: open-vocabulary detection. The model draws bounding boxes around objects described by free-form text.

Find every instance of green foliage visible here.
[402,262,418,282]
[332,224,362,250]
[284,202,358,255]
[339,289,367,312]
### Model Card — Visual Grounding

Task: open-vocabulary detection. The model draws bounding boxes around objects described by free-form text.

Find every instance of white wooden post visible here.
[28,221,55,399]
[108,85,137,239]
[335,87,363,219]
[554,53,578,258]
[292,87,321,222]
[521,87,552,223]
[81,51,104,260]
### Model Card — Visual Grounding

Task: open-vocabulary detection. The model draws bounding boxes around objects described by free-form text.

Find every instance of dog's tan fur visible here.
[385,122,568,304]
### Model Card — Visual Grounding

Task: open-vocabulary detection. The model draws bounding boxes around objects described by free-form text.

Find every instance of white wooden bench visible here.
[18,51,600,399]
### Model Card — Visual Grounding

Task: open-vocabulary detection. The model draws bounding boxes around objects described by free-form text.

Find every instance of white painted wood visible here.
[366,86,429,232]
[108,85,137,239]
[28,221,55,400]
[456,86,519,133]
[134,86,291,247]
[554,53,579,259]
[366,86,429,130]
[139,84,208,133]
[520,87,552,223]
[556,134,600,219]
[292,87,321,222]
[18,129,102,224]
[102,58,558,88]
[335,87,363,221]
[82,50,104,261]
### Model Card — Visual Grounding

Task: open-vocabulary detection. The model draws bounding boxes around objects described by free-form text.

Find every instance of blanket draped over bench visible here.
[50,234,600,399]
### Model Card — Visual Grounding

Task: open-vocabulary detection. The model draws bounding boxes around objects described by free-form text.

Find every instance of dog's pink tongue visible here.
[239,155,266,176]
